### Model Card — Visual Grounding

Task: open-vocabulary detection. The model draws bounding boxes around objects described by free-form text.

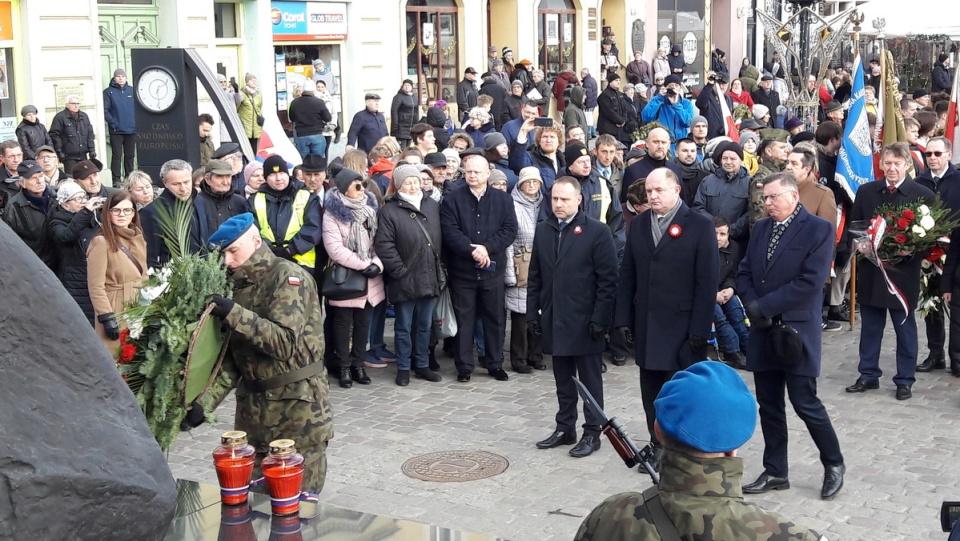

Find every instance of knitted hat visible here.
[739,131,760,151]
[392,164,420,190]
[334,168,363,193]
[518,167,543,186]
[243,161,263,184]
[502,47,513,57]
[20,105,37,116]
[208,213,255,250]
[704,136,732,158]
[752,104,770,120]
[56,181,86,206]
[715,141,744,162]
[487,168,507,186]
[113,68,127,78]
[442,148,461,167]
[654,361,757,452]
[262,155,289,177]
[664,74,683,86]
[912,89,929,100]
[607,71,621,83]
[564,142,590,166]
[783,117,804,132]
[691,115,708,128]
[484,132,508,152]
[244,72,256,84]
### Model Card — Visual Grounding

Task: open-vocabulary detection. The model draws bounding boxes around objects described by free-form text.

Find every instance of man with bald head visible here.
[621,127,682,203]
[614,167,719,468]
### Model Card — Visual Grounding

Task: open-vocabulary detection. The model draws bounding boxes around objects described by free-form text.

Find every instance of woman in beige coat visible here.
[87,191,147,351]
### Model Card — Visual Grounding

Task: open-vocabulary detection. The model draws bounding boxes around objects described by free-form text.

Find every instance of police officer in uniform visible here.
[201,213,333,493]
[574,361,826,541]
[250,155,323,275]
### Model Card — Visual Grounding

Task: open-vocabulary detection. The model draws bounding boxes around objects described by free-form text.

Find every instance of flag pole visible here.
[849,256,857,329]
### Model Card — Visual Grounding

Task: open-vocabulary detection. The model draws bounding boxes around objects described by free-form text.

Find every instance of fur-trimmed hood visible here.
[324,189,378,224]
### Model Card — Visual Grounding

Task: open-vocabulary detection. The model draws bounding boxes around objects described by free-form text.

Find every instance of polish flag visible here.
[717,83,739,142]
[946,63,960,158]
[256,112,303,166]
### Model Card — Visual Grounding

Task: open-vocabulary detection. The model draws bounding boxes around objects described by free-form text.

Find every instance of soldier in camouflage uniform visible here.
[574,362,827,541]
[203,213,334,493]
[748,137,790,230]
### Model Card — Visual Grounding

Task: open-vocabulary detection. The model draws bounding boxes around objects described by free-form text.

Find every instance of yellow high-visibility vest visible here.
[253,190,316,268]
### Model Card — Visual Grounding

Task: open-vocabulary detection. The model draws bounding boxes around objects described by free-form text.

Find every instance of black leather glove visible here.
[89,152,96,160]
[205,294,235,319]
[745,300,773,330]
[688,333,709,353]
[270,244,290,258]
[98,312,120,341]
[528,319,542,337]
[361,263,381,278]
[180,401,205,431]
[589,322,609,341]
[617,326,634,348]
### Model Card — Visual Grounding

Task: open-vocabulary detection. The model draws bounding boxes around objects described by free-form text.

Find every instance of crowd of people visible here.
[3,43,960,536]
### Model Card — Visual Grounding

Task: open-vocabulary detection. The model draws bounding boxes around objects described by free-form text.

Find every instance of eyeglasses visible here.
[110,207,135,216]
[762,190,792,202]
[67,102,80,105]
[37,155,56,161]
[924,151,946,157]
[352,182,364,190]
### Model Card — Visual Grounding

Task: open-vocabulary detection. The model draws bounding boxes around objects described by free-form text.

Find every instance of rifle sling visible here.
[642,485,683,541]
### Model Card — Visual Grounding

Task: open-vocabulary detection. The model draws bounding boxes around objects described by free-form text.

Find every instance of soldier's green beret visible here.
[654,361,757,452]
[208,212,255,250]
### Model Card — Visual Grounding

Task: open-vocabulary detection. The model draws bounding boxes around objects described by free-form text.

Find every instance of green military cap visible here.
[759,127,790,142]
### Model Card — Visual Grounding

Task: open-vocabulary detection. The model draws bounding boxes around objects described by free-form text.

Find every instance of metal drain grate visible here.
[401,450,509,482]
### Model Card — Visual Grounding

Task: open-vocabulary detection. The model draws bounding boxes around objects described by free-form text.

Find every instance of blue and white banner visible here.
[836,52,875,201]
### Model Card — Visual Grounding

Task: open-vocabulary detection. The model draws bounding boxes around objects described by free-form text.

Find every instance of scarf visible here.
[244,184,258,197]
[23,190,50,214]
[338,192,377,259]
[244,85,257,96]
[397,190,423,210]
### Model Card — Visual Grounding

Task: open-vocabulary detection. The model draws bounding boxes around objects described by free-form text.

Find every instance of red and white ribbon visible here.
[869,215,910,322]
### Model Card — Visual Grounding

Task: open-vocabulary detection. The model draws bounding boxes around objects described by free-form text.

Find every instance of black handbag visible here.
[321,263,368,301]
[767,317,803,366]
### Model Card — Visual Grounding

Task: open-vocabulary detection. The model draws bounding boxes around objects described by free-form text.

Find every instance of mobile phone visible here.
[475,261,497,272]
[533,117,554,127]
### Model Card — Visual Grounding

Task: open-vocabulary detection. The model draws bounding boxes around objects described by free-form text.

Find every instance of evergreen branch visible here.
[152,198,194,261]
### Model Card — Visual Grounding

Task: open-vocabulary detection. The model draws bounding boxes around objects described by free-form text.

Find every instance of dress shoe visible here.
[350,366,371,384]
[511,360,533,374]
[720,350,747,370]
[569,435,601,457]
[489,367,509,381]
[601,361,608,373]
[428,351,441,371]
[845,379,879,393]
[396,370,410,386]
[536,430,577,449]
[895,384,912,400]
[612,354,627,366]
[917,354,946,372]
[821,464,845,499]
[457,370,471,382]
[414,367,442,382]
[529,359,547,370]
[742,473,790,494]
[338,368,353,389]
[953,360,960,377]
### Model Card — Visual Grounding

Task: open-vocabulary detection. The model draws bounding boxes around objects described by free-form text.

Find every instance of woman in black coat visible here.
[390,80,417,147]
[46,182,101,325]
[374,164,444,386]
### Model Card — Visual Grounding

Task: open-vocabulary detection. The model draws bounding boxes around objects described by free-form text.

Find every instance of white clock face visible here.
[136,67,179,113]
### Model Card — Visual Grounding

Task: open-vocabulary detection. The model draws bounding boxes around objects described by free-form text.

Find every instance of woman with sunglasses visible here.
[323,168,386,389]
[87,191,146,350]
[48,181,102,325]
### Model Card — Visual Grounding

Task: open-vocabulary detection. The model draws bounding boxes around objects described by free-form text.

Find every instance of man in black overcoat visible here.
[613,167,718,457]
[528,177,619,458]
[846,142,935,400]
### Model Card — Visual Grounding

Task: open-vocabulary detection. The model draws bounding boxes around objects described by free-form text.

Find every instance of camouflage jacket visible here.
[748,157,785,230]
[574,451,824,541]
[204,244,333,450]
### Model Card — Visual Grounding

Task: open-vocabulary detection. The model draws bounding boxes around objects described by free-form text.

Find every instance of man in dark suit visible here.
[847,143,936,399]
[528,177,619,458]
[763,52,785,80]
[441,153,518,382]
[737,172,845,500]
[915,136,960,373]
[613,167,718,460]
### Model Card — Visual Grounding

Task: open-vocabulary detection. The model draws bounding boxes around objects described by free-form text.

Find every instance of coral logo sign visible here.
[272,2,348,41]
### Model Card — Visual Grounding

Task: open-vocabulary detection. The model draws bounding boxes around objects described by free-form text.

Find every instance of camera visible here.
[666,88,677,97]
[534,117,554,128]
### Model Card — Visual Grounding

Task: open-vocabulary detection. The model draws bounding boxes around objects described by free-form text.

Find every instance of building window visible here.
[215,3,238,39]
[537,0,576,80]
[406,0,460,107]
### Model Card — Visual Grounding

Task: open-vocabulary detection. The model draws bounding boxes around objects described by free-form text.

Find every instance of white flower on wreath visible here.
[918,204,931,216]
[922,259,932,270]
[919,215,935,231]
[912,224,927,238]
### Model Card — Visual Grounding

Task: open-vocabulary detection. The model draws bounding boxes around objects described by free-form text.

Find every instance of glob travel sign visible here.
[271,1,348,41]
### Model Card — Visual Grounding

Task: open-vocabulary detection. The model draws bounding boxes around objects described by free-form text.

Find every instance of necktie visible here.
[888,185,896,193]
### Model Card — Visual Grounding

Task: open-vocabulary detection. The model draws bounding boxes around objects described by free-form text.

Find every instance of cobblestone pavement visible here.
[168,317,960,540]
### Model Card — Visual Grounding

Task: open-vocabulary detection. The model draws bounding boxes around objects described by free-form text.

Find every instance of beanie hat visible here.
[911,89,929,100]
[502,47,513,57]
[243,161,264,184]
[664,74,683,86]
[654,361,757,452]
[487,168,507,185]
[262,155,289,177]
[392,164,421,190]
[334,168,363,193]
[484,132,508,152]
[715,141,744,162]
[20,105,37,116]
[691,115,708,128]
[752,104,770,120]
[56,182,86,206]
[244,72,256,84]
[113,68,127,78]
[564,141,590,166]
[607,71,621,83]
[739,131,759,151]
[441,148,461,167]
[939,53,949,64]
[518,167,543,186]
[783,117,804,132]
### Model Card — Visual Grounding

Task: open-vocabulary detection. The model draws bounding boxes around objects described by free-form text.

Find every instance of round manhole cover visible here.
[402,450,509,482]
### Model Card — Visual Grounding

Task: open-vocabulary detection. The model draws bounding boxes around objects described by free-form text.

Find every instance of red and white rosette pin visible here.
[668,224,682,237]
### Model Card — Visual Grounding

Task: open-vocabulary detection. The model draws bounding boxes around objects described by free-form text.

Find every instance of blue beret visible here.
[207,212,255,250]
[654,361,757,453]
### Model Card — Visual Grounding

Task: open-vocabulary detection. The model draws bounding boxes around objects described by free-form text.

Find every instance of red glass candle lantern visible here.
[212,430,256,506]
[261,439,305,516]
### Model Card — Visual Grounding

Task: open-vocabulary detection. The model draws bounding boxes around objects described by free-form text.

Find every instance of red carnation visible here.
[902,209,915,221]
[895,233,908,244]
[927,248,946,261]
[119,343,136,363]
[119,328,130,344]
[896,218,910,230]
[886,212,895,219]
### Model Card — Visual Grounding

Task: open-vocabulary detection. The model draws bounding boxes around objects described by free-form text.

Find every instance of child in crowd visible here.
[713,216,749,369]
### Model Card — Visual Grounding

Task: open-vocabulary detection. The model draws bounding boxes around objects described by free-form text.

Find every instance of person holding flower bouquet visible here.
[847,143,935,400]
[87,191,147,351]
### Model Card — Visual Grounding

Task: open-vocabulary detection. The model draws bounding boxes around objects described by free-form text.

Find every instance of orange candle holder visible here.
[261,439,305,516]
[212,430,256,506]
[217,502,257,541]
[268,514,304,541]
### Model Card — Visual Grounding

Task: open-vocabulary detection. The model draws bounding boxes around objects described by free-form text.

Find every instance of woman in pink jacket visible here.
[323,168,386,389]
